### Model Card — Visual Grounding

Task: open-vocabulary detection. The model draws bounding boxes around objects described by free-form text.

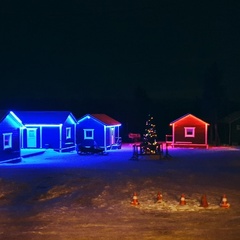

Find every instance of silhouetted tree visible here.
[132,85,152,131]
[201,62,227,145]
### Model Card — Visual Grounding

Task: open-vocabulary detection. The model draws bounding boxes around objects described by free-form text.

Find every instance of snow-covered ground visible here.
[1,144,240,239]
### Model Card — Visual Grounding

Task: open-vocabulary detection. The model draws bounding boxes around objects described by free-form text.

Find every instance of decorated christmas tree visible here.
[140,114,158,154]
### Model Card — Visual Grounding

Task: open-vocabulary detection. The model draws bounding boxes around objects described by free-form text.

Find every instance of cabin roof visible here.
[170,113,209,125]
[0,110,10,122]
[79,114,121,126]
[222,111,240,123]
[0,110,24,127]
[14,111,77,124]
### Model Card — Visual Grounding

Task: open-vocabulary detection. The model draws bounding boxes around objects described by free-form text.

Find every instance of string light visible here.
[141,114,158,154]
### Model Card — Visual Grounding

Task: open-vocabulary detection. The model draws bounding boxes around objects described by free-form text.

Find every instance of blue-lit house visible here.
[14,111,77,152]
[0,110,24,163]
[77,114,122,150]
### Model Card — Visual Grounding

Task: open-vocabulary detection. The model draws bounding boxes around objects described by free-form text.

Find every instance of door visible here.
[110,127,115,145]
[27,128,37,148]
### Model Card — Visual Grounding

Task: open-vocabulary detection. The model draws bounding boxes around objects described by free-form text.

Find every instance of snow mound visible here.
[0,178,27,201]
[38,184,77,201]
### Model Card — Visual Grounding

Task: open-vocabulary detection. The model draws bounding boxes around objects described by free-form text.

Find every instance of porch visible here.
[21,149,46,158]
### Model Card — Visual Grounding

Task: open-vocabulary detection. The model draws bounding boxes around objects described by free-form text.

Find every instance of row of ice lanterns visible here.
[131,192,230,208]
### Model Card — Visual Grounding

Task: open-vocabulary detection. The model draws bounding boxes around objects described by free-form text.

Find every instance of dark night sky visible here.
[1,0,240,114]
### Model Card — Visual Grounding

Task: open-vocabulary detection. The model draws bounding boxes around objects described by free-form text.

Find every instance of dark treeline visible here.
[1,62,239,145]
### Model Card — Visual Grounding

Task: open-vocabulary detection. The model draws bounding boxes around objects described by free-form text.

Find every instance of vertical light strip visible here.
[40,126,42,148]
[205,124,207,146]
[104,125,106,151]
[59,124,62,152]
[74,124,76,146]
[118,126,119,141]
[172,123,175,148]
[21,127,24,149]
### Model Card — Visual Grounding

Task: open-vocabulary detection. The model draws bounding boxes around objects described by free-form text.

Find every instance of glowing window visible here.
[3,133,12,149]
[66,127,71,139]
[84,129,94,139]
[184,127,195,137]
[28,129,36,137]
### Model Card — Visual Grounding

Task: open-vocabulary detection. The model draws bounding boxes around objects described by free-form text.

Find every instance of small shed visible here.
[169,113,209,148]
[219,111,240,146]
[14,111,77,152]
[0,110,24,163]
[77,114,121,150]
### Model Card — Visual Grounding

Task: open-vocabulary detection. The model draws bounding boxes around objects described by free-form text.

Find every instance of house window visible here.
[3,133,12,149]
[84,129,94,139]
[66,127,71,139]
[184,127,195,137]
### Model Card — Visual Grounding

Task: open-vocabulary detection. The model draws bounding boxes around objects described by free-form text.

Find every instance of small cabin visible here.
[0,110,24,163]
[219,111,240,146]
[77,114,121,151]
[14,111,77,152]
[169,113,209,148]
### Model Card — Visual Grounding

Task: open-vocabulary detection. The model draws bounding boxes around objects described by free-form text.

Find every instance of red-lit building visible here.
[169,113,209,148]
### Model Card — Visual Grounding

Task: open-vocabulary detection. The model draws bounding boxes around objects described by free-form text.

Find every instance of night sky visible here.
[1,1,240,137]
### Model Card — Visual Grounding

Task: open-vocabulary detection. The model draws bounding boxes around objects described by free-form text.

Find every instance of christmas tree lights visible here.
[140,114,158,154]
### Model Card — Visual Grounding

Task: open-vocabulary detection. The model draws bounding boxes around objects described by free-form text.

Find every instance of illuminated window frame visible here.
[84,129,94,140]
[3,133,12,149]
[184,127,195,137]
[66,127,71,139]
